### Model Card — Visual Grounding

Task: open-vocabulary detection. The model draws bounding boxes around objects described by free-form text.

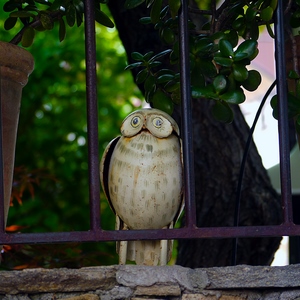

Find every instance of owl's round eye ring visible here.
[153,117,163,128]
[131,116,141,128]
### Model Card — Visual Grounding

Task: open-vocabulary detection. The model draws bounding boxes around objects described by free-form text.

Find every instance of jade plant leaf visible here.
[95,9,114,28]
[219,88,245,104]
[242,70,262,91]
[124,0,145,9]
[212,101,234,123]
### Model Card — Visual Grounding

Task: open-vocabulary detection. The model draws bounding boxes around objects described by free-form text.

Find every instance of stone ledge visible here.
[0,264,300,299]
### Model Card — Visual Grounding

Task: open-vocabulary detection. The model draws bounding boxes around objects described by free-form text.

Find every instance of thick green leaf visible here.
[66,4,76,27]
[194,38,213,55]
[4,1,21,12]
[50,0,62,10]
[169,0,181,19]
[139,17,152,24]
[40,12,54,30]
[287,93,300,118]
[148,61,162,68]
[124,0,145,9]
[242,70,262,91]
[4,17,17,30]
[144,75,157,92]
[219,39,234,57]
[160,5,169,18]
[270,95,278,119]
[164,81,180,92]
[233,63,248,82]
[269,0,278,10]
[140,52,153,62]
[95,9,114,28]
[191,85,218,100]
[162,28,175,44]
[260,6,273,22]
[212,101,234,123]
[75,1,84,27]
[150,0,162,23]
[131,52,144,61]
[213,75,227,94]
[124,62,143,70]
[59,18,66,42]
[10,11,35,18]
[232,17,245,31]
[219,88,245,104]
[225,30,239,48]
[149,49,172,62]
[146,0,155,8]
[266,22,275,38]
[21,26,35,47]
[152,89,174,114]
[136,69,149,84]
[233,52,248,61]
[157,74,175,84]
[235,40,258,59]
[156,69,176,77]
[214,57,233,67]
[245,6,257,21]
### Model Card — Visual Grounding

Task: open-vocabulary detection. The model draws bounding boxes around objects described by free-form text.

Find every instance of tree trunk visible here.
[107,0,282,267]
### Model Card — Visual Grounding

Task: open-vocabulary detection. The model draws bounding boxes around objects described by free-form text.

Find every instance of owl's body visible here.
[100,108,184,265]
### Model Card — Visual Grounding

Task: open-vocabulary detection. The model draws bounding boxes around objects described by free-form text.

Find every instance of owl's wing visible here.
[100,136,120,215]
[173,137,185,226]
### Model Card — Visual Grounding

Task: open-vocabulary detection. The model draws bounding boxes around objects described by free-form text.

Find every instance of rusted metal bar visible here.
[274,0,293,224]
[0,72,5,233]
[84,0,101,231]
[178,0,197,228]
[0,224,300,244]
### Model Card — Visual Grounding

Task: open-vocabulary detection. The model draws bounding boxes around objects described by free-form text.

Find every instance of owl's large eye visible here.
[131,116,141,128]
[153,117,163,128]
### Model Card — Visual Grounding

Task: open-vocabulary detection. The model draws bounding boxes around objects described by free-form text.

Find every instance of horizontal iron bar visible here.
[0,223,298,244]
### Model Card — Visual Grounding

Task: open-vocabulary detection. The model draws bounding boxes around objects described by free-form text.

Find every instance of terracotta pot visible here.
[0,41,34,228]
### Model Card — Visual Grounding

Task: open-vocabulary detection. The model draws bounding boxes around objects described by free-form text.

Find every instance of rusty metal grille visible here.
[0,0,299,249]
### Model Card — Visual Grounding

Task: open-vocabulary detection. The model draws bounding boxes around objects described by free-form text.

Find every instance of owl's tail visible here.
[118,240,173,266]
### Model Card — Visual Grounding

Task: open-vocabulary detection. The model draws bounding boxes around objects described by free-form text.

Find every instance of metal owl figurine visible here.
[100,108,184,265]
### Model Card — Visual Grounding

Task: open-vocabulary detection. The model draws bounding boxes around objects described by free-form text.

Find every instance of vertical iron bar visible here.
[84,0,101,230]
[0,69,5,234]
[274,0,293,224]
[178,0,197,228]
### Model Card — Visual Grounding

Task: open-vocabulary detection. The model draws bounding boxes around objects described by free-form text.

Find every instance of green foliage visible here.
[3,0,114,47]
[270,0,300,136]
[126,49,178,114]
[0,12,142,268]
[271,74,300,136]
[124,1,266,120]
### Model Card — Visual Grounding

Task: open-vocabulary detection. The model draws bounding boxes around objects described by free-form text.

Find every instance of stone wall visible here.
[1,264,300,299]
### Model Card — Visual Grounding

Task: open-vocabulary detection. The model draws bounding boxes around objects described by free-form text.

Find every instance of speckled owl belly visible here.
[108,131,182,230]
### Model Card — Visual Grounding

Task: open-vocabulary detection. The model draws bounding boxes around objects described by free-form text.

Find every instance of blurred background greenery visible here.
[0,7,144,269]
